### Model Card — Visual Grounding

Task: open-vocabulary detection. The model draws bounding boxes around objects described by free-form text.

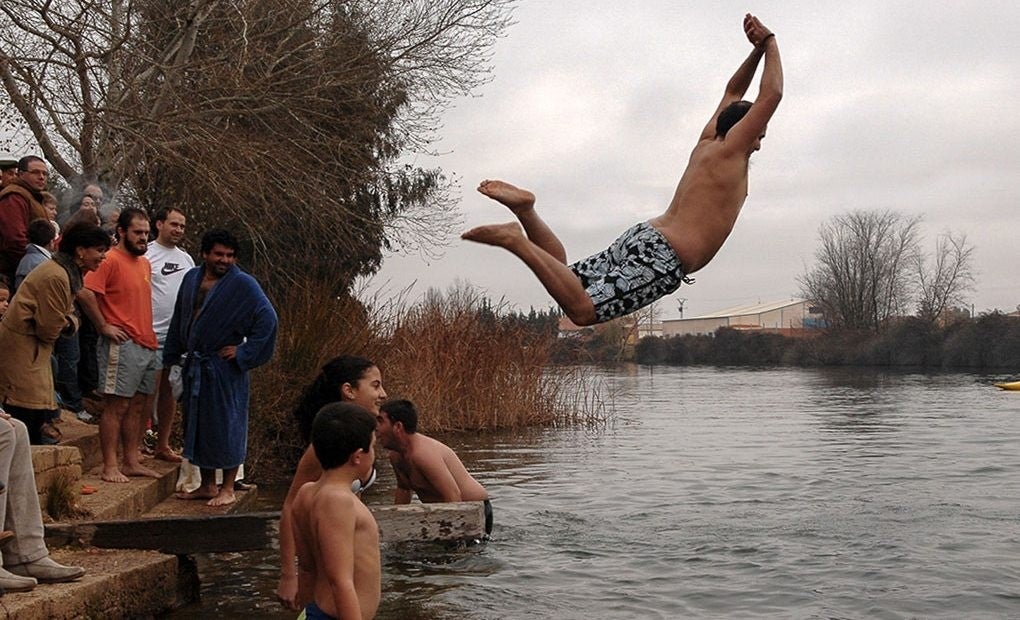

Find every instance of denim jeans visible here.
[53,331,83,411]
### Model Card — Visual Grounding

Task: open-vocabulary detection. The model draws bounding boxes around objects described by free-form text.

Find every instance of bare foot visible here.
[155,448,183,463]
[207,490,236,507]
[101,467,130,483]
[121,463,161,478]
[461,222,525,248]
[477,180,535,214]
[176,486,218,501]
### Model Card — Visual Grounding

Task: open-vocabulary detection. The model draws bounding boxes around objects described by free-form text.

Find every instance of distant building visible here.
[661,299,823,337]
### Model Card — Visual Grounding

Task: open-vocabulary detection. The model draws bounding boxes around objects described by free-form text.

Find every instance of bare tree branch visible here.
[0,0,514,292]
[915,231,975,323]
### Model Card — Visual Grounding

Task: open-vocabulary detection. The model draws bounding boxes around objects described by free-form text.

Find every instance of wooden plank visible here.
[373,501,486,543]
[44,502,486,553]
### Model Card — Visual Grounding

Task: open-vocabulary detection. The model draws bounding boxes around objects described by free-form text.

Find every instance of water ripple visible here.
[167,367,1020,619]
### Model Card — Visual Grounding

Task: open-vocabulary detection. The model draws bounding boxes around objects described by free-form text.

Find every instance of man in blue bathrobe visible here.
[164,228,278,506]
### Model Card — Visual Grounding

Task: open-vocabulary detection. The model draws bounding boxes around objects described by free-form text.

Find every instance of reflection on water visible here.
[164,366,1020,619]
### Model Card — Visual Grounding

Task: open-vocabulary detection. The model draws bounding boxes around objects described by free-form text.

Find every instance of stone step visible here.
[143,482,258,518]
[52,410,103,472]
[0,547,193,619]
[75,458,180,521]
[30,445,83,517]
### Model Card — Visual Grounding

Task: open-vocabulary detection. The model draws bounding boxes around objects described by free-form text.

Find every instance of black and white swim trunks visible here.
[569,221,693,323]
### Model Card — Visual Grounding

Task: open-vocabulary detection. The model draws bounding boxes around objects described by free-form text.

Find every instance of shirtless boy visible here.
[376,399,492,535]
[292,402,380,620]
[462,14,783,326]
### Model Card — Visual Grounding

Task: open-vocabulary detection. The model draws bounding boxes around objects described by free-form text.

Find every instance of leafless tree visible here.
[914,231,975,324]
[0,0,515,291]
[798,210,921,330]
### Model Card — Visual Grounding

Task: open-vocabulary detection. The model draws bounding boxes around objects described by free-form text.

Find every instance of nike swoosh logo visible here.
[161,264,187,276]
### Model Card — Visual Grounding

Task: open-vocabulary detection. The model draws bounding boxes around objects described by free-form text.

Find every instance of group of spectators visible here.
[0,152,280,594]
[0,153,105,593]
[0,153,496,617]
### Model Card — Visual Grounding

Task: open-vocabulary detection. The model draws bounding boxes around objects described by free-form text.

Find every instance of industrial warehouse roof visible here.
[664,299,807,322]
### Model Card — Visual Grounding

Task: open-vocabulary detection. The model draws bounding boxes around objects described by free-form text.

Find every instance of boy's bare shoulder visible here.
[295,479,360,516]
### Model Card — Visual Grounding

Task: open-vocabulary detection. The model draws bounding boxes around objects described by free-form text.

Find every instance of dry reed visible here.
[246,280,608,481]
[378,284,609,432]
[45,471,85,520]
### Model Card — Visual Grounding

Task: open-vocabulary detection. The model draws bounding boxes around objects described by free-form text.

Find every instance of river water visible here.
[165,366,1020,619]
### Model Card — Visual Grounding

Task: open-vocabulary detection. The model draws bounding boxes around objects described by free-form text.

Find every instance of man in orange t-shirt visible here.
[80,207,161,483]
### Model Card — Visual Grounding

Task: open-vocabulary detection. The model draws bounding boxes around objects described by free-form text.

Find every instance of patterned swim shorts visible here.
[569,221,692,323]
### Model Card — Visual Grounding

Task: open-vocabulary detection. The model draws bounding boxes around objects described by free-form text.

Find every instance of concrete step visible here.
[30,410,96,488]
[75,458,180,521]
[0,547,193,619]
[143,483,258,518]
[52,410,103,472]
[30,445,83,511]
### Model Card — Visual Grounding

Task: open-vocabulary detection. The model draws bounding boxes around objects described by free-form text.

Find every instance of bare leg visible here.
[462,222,598,325]
[208,466,239,507]
[207,467,238,505]
[120,393,160,478]
[477,180,567,263]
[153,370,182,462]
[99,396,130,483]
[176,468,219,500]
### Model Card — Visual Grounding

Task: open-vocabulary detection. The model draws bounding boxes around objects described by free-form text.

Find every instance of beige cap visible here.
[0,152,18,167]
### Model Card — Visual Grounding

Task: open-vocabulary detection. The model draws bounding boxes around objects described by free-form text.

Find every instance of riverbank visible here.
[619,313,1020,368]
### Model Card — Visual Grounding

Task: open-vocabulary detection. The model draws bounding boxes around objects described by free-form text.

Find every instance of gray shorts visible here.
[569,221,693,323]
[154,338,166,371]
[97,338,158,397]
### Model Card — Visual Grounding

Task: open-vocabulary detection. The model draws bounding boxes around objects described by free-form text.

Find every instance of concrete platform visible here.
[143,483,258,518]
[0,547,190,619]
[76,457,181,521]
[51,410,102,472]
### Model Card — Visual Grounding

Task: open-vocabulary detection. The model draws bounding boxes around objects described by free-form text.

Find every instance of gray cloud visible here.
[370,1,1020,316]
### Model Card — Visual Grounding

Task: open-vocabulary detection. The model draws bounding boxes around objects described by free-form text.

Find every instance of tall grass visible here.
[246,279,608,481]
[247,283,386,479]
[380,284,608,432]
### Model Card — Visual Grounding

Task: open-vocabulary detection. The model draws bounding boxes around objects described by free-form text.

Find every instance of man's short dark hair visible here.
[380,399,418,434]
[716,100,753,138]
[200,228,240,254]
[27,218,56,247]
[116,207,149,232]
[154,207,185,223]
[16,155,44,173]
[311,402,376,470]
[58,222,111,255]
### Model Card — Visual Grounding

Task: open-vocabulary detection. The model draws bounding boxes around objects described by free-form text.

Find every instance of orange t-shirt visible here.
[84,246,158,349]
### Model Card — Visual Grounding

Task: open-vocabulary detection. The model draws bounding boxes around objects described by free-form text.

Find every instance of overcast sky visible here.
[368,1,1020,320]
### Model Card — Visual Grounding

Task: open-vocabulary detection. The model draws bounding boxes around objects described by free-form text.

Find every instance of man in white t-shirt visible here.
[146,207,193,462]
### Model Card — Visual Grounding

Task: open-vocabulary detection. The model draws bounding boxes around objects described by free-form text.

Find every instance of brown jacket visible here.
[0,180,48,281]
[0,259,79,409]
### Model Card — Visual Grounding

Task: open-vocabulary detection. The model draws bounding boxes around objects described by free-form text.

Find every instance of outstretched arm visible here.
[699,14,780,142]
[722,15,783,151]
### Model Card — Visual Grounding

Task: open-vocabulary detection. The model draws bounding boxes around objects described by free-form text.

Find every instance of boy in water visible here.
[462,14,782,326]
[292,402,381,619]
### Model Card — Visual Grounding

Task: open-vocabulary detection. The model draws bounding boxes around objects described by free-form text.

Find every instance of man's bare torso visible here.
[650,138,750,274]
[390,435,488,503]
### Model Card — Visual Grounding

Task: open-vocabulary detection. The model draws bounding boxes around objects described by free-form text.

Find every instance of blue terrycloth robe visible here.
[163,264,278,469]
